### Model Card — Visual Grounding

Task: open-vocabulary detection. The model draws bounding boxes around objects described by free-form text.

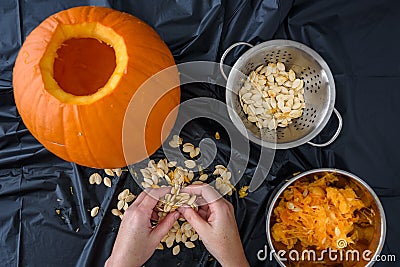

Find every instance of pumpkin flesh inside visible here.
[53,38,116,96]
[40,23,128,105]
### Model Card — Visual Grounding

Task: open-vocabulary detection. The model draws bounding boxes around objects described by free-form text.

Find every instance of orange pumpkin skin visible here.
[13,6,180,168]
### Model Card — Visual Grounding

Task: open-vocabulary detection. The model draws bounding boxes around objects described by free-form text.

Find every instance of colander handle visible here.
[307,108,343,147]
[219,42,254,80]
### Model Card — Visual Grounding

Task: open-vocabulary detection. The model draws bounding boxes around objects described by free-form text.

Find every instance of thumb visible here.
[178,207,210,236]
[151,211,179,241]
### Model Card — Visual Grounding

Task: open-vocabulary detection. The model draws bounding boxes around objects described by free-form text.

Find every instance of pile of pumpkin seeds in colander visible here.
[239,61,306,130]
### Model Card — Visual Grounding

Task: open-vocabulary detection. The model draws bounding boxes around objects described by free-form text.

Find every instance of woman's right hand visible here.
[178,185,249,267]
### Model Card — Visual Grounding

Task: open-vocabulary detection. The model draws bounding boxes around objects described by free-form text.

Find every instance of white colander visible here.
[220,39,342,149]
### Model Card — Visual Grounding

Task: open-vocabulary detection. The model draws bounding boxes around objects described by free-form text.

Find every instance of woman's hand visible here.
[105,188,179,267]
[178,185,249,267]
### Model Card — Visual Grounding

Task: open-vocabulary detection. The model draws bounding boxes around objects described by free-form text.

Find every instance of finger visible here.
[134,187,171,211]
[151,211,179,241]
[198,204,209,216]
[151,210,159,221]
[178,207,210,237]
[127,188,171,219]
[130,190,148,207]
[198,209,208,220]
[180,184,222,204]
[146,187,172,200]
[196,196,208,206]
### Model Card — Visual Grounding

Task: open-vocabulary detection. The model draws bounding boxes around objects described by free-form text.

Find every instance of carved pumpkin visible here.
[13,6,180,168]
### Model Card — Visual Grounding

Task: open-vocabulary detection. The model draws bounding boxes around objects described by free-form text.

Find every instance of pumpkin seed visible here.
[104,177,112,187]
[181,234,187,243]
[168,161,177,167]
[199,173,208,181]
[112,209,122,216]
[169,140,180,148]
[182,143,194,153]
[190,234,199,241]
[277,62,285,71]
[288,69,296,81]
[89,173,96,184]
[184,160,196,169]
[169,135,182,148]
[187,171,194,180]
[144,177,154,185]
[187,195,197,206]
[141,181,151,188]
[114,168,123,177]
[140,169,151,179]
[172,232,180,243]
[172,245,180,255]
[189,147,200,158]
[118,189,130,200]
[117,200,125,210]
[292,79,301,89]
[184,241,195,248]
[90,206,99,217]
[166,235,175,248]
[104,169,114,176]
[90,173,102,185]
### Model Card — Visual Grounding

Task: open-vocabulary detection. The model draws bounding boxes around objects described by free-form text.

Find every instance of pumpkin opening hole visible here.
[53,38,116,96]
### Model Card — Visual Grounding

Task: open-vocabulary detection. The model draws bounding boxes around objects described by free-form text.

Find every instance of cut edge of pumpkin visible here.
[39,22,128,105]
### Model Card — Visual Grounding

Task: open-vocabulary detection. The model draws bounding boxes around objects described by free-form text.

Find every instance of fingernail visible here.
[174,212,180,220]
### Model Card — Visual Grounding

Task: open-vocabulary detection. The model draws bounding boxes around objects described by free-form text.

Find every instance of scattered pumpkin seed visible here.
[113,168,123,177]
[190,234,199,241]
[104,169,114,176]
[90,206,99,217]
[184,160,196,169]
[199,173,208,181]
[117,200,125,210]
[104,177,112,187]
[172,245,180,255]
[184,241,195,248]
[91,173,102,185]
[125,194,136,203]
[111,209,122,216]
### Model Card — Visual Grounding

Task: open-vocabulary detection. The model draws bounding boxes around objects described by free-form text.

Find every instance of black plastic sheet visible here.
[1,0,399,266]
